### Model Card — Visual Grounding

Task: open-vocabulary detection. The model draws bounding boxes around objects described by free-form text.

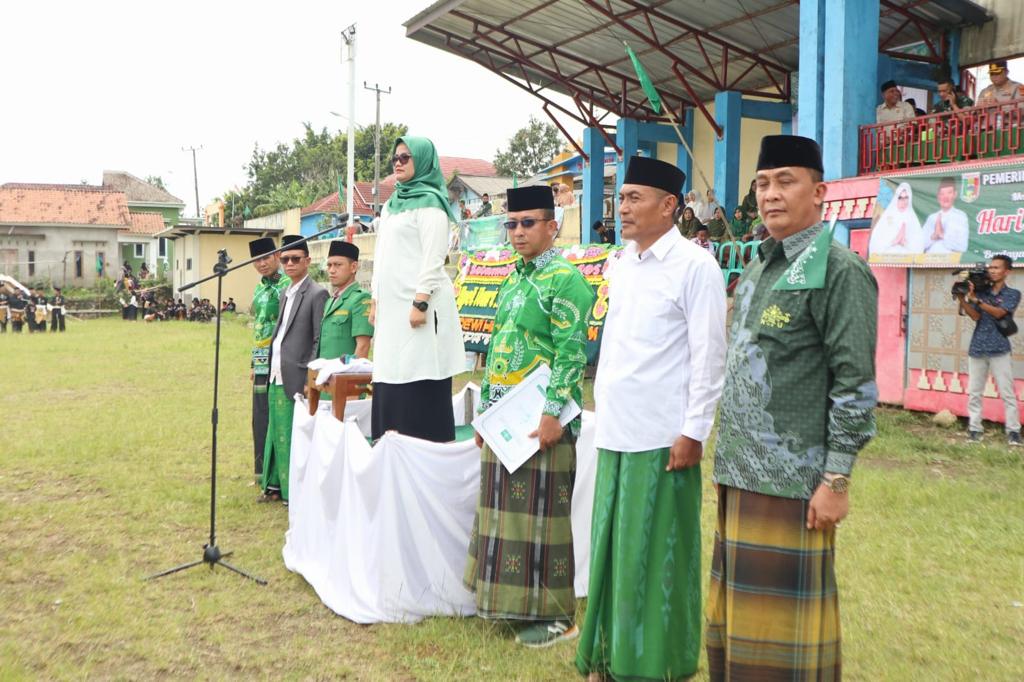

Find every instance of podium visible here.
[306,369,373,421]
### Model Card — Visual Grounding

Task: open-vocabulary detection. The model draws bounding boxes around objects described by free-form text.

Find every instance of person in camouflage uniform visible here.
[248,237,290,484]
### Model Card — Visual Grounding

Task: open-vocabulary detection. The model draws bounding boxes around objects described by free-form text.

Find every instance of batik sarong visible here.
[261,384,295,501]
[463,437,576,621]
[706,485,841,681]
[575,448,702,681]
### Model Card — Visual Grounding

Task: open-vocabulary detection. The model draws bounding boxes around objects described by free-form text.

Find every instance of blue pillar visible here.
[582,126,605,243]
[781,119,793,134]
[677,108,694,195]
[714,90,742,216]
[798,0,826,143]
[615,118,640,238]
[948,29,961,86]
[822,0,879,180]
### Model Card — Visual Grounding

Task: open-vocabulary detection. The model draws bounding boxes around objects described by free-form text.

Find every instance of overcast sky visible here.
[0,0,583,217]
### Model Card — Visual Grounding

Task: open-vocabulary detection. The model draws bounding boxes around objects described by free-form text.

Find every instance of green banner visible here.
[457,215,507,251]
[869,165,1024,265]
[454,244,620,363]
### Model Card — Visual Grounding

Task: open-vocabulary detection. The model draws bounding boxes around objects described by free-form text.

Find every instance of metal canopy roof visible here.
[406,0,989,142]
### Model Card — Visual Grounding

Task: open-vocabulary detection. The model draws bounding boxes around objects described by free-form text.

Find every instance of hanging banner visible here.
[457,215,507,251]
[454,244,620,363]
[869,164,1024,265]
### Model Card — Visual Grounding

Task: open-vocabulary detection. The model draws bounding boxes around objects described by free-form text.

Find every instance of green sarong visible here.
[576,448,702,680]
[463,438,576,621]
[261,384,295,501]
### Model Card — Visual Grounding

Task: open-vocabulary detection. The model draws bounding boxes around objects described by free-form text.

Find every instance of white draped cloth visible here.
[282,385,598,624]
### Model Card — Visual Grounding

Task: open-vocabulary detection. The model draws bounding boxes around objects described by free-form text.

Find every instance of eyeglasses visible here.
[503,218,545,230]
[391,153,413,166]
[280,255,306,264]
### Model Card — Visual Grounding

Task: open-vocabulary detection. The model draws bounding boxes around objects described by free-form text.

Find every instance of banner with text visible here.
[869,164,1024,265]
[454,244,620,363]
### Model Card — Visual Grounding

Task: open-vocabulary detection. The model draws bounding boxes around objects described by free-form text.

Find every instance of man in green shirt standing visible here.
[249,237,290,485]
[707,135,878,680]
[319,240,373,361]
[465,184,594,648]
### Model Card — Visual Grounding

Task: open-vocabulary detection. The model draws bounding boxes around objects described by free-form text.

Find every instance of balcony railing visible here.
[859,102,1024,175]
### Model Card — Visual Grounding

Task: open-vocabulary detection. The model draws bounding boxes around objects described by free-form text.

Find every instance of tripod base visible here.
[146,544,267,585]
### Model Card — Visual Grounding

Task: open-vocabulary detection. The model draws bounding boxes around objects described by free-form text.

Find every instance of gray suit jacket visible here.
[268,276,329,399]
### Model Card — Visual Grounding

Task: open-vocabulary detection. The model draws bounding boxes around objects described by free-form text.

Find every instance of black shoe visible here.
[1008,431,1022,447]
[967,430,983,443]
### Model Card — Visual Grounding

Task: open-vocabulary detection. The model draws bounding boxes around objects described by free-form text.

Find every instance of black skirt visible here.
[371,378,456,443]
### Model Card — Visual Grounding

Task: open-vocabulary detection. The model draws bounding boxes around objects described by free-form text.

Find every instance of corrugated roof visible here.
[0,183,131,227]
[405,0,989,124]
[449,175,516,197]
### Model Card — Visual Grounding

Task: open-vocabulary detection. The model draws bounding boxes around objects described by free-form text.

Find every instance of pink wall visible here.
[872,266,907,405]
[904,369,1024,424]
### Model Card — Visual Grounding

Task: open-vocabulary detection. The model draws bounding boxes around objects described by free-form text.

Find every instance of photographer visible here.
[956,255,1022,445]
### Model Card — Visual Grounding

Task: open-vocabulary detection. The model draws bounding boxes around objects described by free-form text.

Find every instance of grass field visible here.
[1,317,1022,680]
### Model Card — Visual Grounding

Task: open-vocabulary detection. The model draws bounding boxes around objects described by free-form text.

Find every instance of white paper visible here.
[471,364,581,474]
[308,357,374,386]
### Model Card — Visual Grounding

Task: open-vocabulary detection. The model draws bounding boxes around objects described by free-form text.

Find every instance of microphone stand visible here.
[146,217,349,584]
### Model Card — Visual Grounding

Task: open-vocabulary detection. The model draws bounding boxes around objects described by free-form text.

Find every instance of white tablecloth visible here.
[282,385,598,624]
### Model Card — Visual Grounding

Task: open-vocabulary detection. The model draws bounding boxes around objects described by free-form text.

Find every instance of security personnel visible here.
[319,240,373,361]
[50,287,66,332]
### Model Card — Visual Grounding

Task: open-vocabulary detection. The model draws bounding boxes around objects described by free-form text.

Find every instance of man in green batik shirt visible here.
[706,135,878,681]
[318,239,373,362]
[465,184,594,648]
[248,237,290,484]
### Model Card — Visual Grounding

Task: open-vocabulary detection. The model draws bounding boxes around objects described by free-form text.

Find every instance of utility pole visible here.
[363,82,391,214]
[182,145,203,220]
[341,25,356,222]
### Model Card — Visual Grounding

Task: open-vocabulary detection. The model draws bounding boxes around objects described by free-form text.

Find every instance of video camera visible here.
[951,266,991,299]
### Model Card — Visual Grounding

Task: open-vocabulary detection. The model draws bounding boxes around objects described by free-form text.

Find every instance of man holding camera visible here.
[957,254,1022,445]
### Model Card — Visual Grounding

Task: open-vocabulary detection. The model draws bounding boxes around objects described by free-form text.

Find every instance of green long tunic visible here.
[251,273,291,376]
[318,282,373,359]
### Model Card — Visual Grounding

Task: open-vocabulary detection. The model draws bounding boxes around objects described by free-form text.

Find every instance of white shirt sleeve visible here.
[678,256,728,441]
[949,210,970,253]
[416,208,452,297]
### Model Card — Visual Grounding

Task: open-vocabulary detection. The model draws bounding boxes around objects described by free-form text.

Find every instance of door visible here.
[872,266,909,404]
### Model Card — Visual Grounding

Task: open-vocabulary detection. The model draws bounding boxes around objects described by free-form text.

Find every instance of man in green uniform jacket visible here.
[319,240,373,362]
[249,237,290,485]
[465,184,594,649]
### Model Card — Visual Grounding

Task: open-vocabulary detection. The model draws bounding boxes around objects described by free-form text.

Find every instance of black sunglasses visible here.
[280,255,307,264]
[391,153,413,166]
[503,218,546,230]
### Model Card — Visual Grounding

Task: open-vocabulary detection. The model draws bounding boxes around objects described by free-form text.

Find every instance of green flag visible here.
[625,43,662,114]
[337,174,346,211]
[512,172,518,188]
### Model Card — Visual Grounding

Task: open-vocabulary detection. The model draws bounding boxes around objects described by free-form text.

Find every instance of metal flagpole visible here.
[342,25,357,221]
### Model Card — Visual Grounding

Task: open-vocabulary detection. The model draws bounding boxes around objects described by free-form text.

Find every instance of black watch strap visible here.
[412,300,429,311]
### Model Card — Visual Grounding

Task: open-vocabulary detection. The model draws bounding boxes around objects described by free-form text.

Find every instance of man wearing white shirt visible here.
[261,234,328,504]
[696,187,720,224]
[922,177,970,254]
[575,156,727,681]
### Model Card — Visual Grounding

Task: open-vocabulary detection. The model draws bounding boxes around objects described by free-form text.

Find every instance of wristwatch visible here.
[822,473,850,494]
[412,300,429,312]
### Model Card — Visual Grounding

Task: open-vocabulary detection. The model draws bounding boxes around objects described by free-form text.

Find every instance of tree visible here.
[220,121,409,222]
[144,175,167,190]
[493,116,565,177]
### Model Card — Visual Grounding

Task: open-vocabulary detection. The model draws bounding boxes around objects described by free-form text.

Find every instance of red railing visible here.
[859,102,1024,175]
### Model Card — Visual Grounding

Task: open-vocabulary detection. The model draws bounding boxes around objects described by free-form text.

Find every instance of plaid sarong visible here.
[463,438,576,621]
[575,448,702,681]
[261,384,295,501]
[706,485,841,681]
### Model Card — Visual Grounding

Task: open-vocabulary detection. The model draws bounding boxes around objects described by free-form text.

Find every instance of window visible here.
[28,250,35,276]
[186,257,193,271]
[133,243,144,258]
[74,250,83,278]
[158,237,167,258]
[97,252,105,277]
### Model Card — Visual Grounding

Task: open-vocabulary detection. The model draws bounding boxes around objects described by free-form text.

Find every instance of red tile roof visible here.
[0,183,131,226]
[126,211,166,235]
[382,156,497,184]
[302,181,397,217]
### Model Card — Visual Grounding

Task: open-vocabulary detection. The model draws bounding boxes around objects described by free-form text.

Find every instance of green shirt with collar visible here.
[319,282,373,359]
[252,272,291,375]
[478,247,594,436]
[713,223,879,499]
